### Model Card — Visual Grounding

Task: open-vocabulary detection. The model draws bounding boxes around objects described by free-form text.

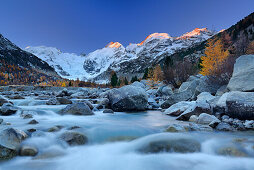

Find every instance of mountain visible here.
[82,28,215,83]
[171,12,254,63]
[24,46,87,80]
[0,34,57,76]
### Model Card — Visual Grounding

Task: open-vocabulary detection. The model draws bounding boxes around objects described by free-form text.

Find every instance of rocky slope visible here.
[0,34,57,77]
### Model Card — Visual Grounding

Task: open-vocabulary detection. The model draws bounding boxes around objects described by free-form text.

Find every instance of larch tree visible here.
[200,39,229,76]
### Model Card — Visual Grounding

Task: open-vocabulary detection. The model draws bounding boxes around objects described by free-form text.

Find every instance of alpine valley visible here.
[24,28,215,83]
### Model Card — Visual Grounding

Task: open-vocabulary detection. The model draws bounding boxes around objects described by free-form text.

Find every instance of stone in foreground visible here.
[107,85,148,112]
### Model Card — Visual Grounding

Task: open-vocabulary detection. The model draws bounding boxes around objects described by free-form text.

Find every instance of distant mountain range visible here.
[1,12,254,84]
[25,28,215,83]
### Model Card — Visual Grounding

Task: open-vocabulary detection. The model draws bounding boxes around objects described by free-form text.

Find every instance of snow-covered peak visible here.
[106,42,122,48]
[138,33,171,45]
[25,46,62,58]
[25,46,87,80]
[179,28,213,39]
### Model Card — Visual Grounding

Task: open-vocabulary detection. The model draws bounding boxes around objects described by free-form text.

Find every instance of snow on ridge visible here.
[25,46,87,80]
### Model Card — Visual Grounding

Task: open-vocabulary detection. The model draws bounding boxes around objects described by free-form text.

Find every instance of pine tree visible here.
[111,71,118,87]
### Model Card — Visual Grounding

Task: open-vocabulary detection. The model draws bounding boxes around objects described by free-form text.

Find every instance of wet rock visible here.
[165,101,195,116]
[57,97,72,104]
[46,97,60,105]
[60,131,88,146]
[216,122,234,131]
[67,126,80,130]
[19,145,38,156]
[176,101,211,121]
[0,118,3,124]
[165,124,188,132]
[0,128,27,160]
[108,85,148,112]
[0,96,11,106]
[197,113,220,125]
[56,88,72,97]
[189,115,198,123]
[60,103,94,116]
[27,128,37,133]
[23,113,33,119]
[103,109,114,114]
[99,98,109,108]
[7,94,25,99]
[139,138,201,154]
[48,125,63,132]
[28,119,39,125]
[217,146,248,157]
[84,100,94,110]
[227,55,254,92]
[209,120,221,128]
[0,103,19,116]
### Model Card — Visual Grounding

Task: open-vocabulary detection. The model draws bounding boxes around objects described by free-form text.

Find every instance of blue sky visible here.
[0,0,254,54]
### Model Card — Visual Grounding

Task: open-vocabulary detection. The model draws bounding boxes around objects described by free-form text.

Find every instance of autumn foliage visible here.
[200,39,235,85]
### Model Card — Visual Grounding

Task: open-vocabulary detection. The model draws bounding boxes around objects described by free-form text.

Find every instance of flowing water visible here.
[0,97,254,170]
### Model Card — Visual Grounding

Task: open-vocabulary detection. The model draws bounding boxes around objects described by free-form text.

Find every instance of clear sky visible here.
[0,0,254,54]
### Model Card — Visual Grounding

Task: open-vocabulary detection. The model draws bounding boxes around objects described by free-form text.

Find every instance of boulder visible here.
[195,76,220,95]
[0,96,11,106]
[103,109,114,114]
[165,124,188,132]
[225,91,254,120]
[60,131,88,146]
[164,101,195,116]
[57,97,72,104]
[131,81,146,89]
[197,113,220,125]
[107,85,148,112]
[0,103,19,116]
[217,146,248,157]
[46,97,60,105]
[138,137,201,154]
[227,55,254,91]
[28,119,39,125]
[176,101,211,121]
[189,115,198,123]
[216,122,234,131]
[161,90,194,109]
[19,145,38,156]
[60,103,94,116]
[156,85,173,96]
[84,100,94,110]
[7,94,25,99]
[196,92,216,103]
[0,128,28,160]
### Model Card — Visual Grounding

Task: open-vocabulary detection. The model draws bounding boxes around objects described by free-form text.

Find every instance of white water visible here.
[0,97,254,170]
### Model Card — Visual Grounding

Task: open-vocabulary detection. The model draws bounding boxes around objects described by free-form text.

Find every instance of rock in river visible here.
[59,103,94,116]
[107,85,148,112]
[0,128,28,160]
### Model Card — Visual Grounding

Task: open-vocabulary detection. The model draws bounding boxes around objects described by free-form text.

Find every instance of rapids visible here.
[0,97,254,170]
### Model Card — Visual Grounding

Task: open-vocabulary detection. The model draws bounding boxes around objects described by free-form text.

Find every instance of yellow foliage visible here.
[200,39,229,76]
[147,65,163,88]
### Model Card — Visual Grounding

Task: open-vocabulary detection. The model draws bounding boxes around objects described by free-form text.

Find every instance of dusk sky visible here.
[1,0,254,54]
